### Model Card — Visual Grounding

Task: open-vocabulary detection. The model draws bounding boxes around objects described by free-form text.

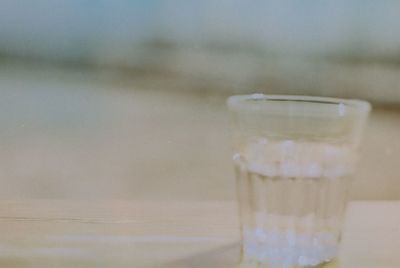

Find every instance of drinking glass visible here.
[227,94,370,268]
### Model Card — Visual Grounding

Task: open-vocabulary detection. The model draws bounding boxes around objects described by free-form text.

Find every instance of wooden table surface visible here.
[0,200,399,268]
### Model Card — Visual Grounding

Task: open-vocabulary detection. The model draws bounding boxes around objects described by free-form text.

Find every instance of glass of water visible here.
[227,94,370,268]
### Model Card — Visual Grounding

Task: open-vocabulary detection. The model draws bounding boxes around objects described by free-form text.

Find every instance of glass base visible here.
[239,258,338,268]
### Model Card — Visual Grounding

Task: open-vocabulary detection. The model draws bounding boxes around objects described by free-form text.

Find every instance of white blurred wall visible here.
[0,1,399,104]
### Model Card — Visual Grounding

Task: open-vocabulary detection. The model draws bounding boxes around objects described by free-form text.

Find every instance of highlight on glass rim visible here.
[0,1,398,267]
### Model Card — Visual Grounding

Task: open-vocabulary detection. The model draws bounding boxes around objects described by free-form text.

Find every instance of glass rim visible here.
[227,94,371,113]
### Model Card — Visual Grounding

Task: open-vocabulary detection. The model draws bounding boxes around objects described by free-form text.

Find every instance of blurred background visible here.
[0,0,399,200]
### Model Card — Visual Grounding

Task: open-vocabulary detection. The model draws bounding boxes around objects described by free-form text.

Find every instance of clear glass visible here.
[227,94,370,268]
